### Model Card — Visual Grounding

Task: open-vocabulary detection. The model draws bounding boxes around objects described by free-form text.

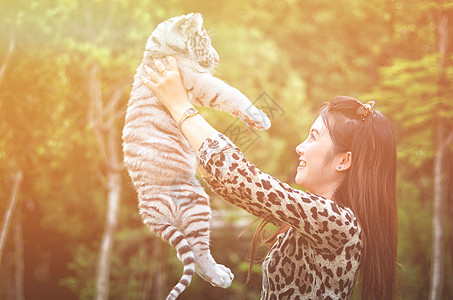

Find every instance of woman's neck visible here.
[309,180,339,200]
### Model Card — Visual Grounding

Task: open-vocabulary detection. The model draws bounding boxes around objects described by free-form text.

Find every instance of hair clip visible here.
[356,100,375,120]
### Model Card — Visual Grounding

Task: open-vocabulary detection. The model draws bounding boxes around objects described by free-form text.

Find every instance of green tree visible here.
[365,2,453,295]
[2,0,451,299]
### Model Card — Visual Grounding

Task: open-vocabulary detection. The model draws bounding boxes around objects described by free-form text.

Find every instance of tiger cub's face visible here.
[146,13,219,69]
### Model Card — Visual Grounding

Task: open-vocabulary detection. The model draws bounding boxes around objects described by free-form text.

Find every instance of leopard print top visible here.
[198,133,363,300]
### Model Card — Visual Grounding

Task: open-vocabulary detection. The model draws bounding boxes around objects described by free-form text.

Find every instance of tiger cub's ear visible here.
[174,13,203,35]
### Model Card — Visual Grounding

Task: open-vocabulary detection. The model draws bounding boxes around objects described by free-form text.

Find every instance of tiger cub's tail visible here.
[160,224,195,300]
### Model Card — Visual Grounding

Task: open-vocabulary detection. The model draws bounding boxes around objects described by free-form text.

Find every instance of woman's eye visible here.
[309,133,316,140]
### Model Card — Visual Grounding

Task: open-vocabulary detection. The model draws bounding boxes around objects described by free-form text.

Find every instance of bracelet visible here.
[178,107,200,128]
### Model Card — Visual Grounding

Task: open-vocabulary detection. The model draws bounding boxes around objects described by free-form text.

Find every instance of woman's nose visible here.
[295,142,305,155]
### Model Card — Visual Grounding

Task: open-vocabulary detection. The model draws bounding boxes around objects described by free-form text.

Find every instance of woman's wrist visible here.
[169,102,195,124]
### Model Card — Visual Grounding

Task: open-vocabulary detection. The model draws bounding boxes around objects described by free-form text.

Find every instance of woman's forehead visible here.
[310,116,328,134]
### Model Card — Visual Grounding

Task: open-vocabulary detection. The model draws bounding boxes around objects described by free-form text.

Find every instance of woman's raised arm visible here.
[142,57,360,253]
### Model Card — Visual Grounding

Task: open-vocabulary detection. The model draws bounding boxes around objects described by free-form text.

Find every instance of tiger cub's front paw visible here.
[231,101,271,130]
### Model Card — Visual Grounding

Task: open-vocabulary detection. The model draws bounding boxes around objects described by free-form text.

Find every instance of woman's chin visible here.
[295,174,312,191]
[295,174,304,187]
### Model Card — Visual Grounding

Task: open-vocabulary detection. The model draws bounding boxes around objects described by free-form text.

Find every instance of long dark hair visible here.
[248,96,398,300]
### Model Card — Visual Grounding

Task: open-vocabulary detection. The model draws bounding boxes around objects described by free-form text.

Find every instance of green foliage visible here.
[366,53,453,169]
[361,5,453,299]
[397,180,432,299]
[1,0,452,299]
[60,244,97,299]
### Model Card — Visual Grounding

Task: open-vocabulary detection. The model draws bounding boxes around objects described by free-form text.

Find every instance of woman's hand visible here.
[141,56,218,151]
[141,56,193,121]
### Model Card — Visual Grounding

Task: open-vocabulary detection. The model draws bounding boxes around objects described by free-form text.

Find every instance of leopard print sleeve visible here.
[198,133,360,252]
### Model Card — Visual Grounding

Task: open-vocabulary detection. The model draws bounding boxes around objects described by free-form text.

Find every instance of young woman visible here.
[141,56,398,300]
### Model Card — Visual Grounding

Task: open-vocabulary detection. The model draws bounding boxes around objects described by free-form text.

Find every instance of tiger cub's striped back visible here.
[122,12,270,300]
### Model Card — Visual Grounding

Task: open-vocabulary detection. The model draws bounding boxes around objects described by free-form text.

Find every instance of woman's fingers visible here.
[143,64,161,82]
[166,56,178,72]
[153,58,167,74]
[143,57,178,81]
[140,75,156,92]
[139,56,190,115]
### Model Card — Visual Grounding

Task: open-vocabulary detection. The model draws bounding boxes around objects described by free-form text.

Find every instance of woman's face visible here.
[295,116,344,198]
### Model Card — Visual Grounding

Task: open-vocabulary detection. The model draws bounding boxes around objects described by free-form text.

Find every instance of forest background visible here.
[1,0,452,299]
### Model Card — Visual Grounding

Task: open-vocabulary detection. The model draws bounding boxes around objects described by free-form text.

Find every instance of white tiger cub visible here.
[122,13,270,300]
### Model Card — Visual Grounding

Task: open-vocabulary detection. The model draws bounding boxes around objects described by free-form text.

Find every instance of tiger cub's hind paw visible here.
[198,263,234,288]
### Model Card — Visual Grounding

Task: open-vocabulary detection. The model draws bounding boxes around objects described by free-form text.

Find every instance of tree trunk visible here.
[0,170,23,264]
[94,129,122,300]
[88,64,124,300]
[429,7,450,299]
[0,26,15,88]
[448,155,453,295]
[153,241,167,300]
[429,121,446,300]
[14,211,25,300]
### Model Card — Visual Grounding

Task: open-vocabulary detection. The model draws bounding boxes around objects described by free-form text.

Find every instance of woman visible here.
[141,56,398,300]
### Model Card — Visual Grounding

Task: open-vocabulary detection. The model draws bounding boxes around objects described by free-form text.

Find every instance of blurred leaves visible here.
[367,53,453,168]
[1,0,452,299]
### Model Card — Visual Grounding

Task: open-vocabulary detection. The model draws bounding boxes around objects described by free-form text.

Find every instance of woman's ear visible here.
[336,151,352,172]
